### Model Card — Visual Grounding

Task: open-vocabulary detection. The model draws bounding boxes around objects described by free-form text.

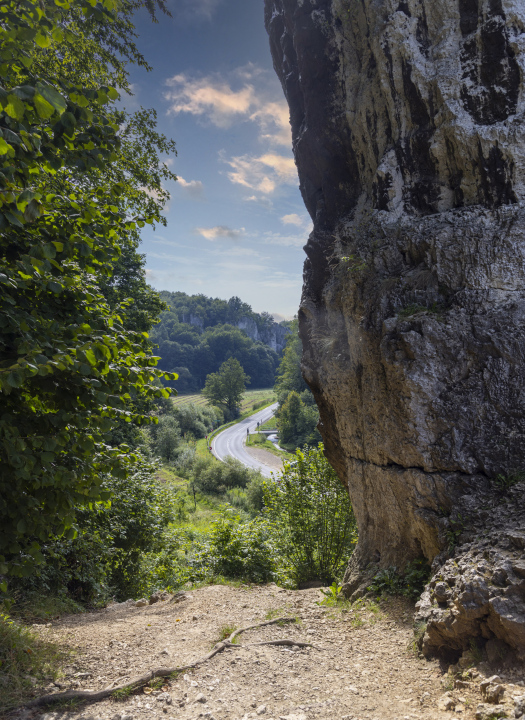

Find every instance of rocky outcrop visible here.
[236,316,290,353]
[265,0,525,656]
[182,313,290,354]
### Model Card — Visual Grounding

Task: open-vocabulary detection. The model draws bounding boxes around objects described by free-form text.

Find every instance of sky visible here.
[127,0,311,320]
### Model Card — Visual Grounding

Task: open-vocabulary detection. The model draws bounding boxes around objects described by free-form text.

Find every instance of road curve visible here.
[211,403,279,478]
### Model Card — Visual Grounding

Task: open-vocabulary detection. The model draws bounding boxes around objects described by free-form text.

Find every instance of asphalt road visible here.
[211,402,279,478]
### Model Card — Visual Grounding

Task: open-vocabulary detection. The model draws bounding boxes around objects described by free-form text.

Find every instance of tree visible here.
[155,416,181,463]
[275,319,308,397]
[263,445,357,585]
[0,0,176,581]
[202,358,250,417]
[276,390,321,449]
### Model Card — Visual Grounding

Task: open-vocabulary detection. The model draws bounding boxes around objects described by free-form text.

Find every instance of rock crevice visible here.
[265,0,525,657]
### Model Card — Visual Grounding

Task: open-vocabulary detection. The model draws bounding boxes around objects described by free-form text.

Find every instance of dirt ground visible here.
[244,447,283,473]
[10,584,525,720]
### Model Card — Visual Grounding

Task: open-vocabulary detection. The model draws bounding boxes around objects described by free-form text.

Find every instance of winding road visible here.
[211,402,280,478]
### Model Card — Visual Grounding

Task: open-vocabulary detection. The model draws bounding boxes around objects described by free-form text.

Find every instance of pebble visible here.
[256,705,267,715]
[195,692,207,703]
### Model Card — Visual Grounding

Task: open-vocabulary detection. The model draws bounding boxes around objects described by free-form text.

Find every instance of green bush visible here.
[263,444,357,585]
[367,558,431,599]
[9,458,176,603]
[189,518,278,584]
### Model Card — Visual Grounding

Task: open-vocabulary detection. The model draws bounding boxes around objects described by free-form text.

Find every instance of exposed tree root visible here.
[23,617,316,710]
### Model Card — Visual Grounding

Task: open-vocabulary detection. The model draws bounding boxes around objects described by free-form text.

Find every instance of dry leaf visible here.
[143,687,153,695]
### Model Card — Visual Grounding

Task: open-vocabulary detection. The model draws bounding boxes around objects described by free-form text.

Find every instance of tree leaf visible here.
[5,94,25,120]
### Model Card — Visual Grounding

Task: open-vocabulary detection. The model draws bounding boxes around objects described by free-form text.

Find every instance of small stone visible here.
[438,692,456,711]
[195,693,207,703]
[514,694,525,718]
[160,649,170,656]
[475,703,507,720]
[256,706,267,715]
[135,599,148,608]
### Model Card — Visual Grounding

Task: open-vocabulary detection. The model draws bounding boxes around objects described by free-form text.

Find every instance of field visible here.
[172,388,276,414]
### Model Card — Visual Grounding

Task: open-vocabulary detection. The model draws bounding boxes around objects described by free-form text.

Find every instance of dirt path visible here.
[244,446,283,473]
[13,584,525,720]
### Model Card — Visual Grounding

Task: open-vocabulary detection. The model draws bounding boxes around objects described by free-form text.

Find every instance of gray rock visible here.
[195,693,207,703]
[265,0,525,662]
[256,706,267,715]
[476,704,508,720]
[515,694,525,718]
[149,591,170,605]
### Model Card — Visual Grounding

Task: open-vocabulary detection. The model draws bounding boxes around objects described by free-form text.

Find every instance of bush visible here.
[192,455,261,495]
[367,558,431,599]
[9,459,176,603]
[190,519,277,583]
[263,444,357,585]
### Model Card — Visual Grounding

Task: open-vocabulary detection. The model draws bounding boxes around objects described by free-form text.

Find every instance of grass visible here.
[217,624,237,642]
[246,433,294,461]
[11,594,85,625]
[259,417,277,431]
[172,388,275,413]
[0,613,68,714]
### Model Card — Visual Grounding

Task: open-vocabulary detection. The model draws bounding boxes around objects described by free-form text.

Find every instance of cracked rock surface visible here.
[265,0,525,656]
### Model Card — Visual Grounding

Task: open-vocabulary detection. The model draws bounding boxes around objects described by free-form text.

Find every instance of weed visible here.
[494,469,525,491]
[367,558,431,599]
[217,624,237,642]
[398,302,443,319]
[341,255,367,273]
[445,514,467,550]
[0,613,68,714]
[265,607,290,621]
[112,685,134,701]
[148,677,165,690]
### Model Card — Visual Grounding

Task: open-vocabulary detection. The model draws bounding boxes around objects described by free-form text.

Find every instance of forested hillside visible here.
[151,292,290,391]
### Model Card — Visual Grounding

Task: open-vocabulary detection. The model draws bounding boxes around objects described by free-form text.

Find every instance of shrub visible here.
[367,558,431,599]
[263,444,357,585]
[191,519,277,583]
[9,459,176,603]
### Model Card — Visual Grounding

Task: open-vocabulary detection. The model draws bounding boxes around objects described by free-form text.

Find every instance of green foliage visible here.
[154,416,181,462]
[274,319,308,396]
[367,558,431,599]
[263,445,357,585]
[152,292,283,391]
[0,613,65,713]
[494,469,525,491]
[191,518,278,584]
[0,0,177,579]
[9,459,176,602]
[192,454,262,495]
[274,320,320,450]
[276,390,321,449]
[203,357,250,417]
[320,582,343,603]
[445,513,467,550]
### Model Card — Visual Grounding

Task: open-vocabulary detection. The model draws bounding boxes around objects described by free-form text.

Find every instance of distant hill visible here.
[151,292,291,392]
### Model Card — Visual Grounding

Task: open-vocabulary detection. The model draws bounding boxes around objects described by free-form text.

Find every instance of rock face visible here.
[182,313,290,354]
[265,0,525,656]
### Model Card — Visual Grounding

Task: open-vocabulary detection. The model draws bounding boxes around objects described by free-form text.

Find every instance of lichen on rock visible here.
[265,0,525,657]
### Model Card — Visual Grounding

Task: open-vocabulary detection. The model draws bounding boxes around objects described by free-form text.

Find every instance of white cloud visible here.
[177,176,204,197]
[224,153,297,195]
[281,213,303,227]
[172,0,223,22]
[195,225,244,241]
[164,68,291,145]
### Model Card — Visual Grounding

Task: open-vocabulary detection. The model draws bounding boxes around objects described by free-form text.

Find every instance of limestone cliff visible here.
[265,0,525,658]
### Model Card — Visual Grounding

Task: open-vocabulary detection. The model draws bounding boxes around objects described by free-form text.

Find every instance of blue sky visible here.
[128,0,311,320]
